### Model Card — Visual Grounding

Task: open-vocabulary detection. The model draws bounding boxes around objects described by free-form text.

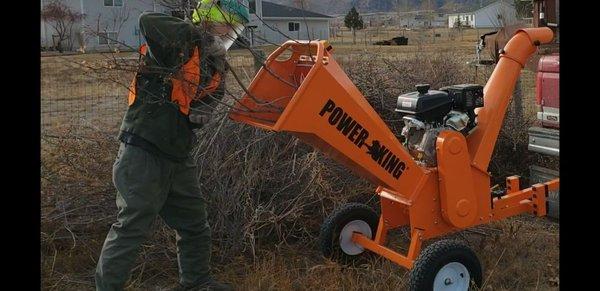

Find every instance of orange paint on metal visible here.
[531,184,548,217]
[229,28,558,270]
[352,233,415,269]
[467,27,554,170]
[374,216,388,244]
[506,176,520,193]
[406,229,424,261]
[230,40,425,193]
[436,131,478,228]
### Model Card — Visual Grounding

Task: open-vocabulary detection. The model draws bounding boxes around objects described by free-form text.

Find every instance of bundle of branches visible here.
[192,114,374,261]
[489,98,559,186]
[343,52,558,186]
[342,52,474,134]
[41,124,120,289]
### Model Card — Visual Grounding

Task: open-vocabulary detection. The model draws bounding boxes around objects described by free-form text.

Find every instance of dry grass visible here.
[41,36,558,290]
[217,217,559,291]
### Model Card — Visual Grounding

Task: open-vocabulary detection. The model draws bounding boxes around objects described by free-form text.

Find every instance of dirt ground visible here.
[40,27,558,290]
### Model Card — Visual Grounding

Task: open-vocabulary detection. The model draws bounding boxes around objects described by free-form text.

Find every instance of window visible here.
[104,0,123,7]
[288,22,300,32]
[98,32,118,45]
[249,0,256,14]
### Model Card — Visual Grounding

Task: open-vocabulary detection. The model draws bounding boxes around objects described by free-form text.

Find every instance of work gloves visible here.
[188,34,228,129]
[188,111,211,127]
[188,99,215,129]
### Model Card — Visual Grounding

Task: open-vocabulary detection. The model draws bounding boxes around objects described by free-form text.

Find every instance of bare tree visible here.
[41,0,84,53]
[73,27,93,53]
[90,4,131,52]
[109,3,132,51]
[453,17,464,41]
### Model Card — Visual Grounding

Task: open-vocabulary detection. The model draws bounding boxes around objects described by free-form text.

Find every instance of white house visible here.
[447,0,517,28]
[41,0,172,52]
[246,0,332,46]
[332,10,447,29]
[41,0,332,52]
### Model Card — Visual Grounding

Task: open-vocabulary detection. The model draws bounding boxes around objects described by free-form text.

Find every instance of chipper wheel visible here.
[409,240,482,291]
[319,203,379,263]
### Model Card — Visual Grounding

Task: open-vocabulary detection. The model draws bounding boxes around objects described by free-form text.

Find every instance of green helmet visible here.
[192,0,250,25]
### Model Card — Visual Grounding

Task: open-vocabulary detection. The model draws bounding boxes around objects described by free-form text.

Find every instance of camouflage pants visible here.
[95,143,211,291]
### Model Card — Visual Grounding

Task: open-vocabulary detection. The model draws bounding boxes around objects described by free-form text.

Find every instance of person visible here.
[95,1,249,290]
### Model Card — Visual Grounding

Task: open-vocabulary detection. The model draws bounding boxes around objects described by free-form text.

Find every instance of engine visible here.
[395,84,484,166]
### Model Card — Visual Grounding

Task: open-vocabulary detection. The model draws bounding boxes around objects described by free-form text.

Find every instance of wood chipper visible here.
[229,27,559,290]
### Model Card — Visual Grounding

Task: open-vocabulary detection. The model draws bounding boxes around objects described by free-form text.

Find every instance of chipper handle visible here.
[264,40,327,71]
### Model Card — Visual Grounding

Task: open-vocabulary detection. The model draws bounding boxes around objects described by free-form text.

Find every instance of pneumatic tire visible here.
[319,203,379,264]
[409,239,482,291]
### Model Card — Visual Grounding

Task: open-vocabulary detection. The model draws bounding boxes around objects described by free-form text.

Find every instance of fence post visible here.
[253,48,267,74]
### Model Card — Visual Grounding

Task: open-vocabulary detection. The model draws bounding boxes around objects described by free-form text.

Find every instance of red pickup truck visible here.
[528,54,559,219]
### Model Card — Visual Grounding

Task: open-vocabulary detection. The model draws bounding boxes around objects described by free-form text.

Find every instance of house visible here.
[332,10,446,29]
[247,0,332,46]
[41,0,171,52]
[41,0,332,52]
[447,0,517,28]
[447,12,475,28]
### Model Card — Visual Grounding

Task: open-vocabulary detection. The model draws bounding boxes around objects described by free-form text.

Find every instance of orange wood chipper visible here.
[229,27,559,290]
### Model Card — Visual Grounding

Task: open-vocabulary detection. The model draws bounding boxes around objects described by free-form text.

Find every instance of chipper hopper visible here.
[229,27,559,290]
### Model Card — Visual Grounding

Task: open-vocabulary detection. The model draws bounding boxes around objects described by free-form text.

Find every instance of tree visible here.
[344,6,364,44]
[91,3,131,52]
[108,3,131,51]
[453,17,462,29]
[453,17,463,41]
[41,0,84,53]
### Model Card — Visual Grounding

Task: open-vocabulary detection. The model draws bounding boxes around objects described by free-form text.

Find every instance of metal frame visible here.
[230,27,559,270]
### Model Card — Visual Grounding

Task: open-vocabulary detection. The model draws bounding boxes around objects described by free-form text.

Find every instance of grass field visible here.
[40,26,557,290]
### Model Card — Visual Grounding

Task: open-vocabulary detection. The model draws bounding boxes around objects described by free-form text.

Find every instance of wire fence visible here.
[40,54,260,135]
[38,52,401,136]
[41,73,128,134]
[40,48,537,138]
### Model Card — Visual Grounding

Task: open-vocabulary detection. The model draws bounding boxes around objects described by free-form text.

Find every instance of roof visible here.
[446,0,514,15]
[261,1,333,19]
[473,0,514,13]
[446,10,475,16]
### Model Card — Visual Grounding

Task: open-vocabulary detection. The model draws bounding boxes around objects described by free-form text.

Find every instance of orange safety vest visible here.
[127,44,222,115]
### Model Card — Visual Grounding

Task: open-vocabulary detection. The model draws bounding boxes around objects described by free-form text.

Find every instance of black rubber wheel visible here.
[408,240,482,291]
[319,203,379,264]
